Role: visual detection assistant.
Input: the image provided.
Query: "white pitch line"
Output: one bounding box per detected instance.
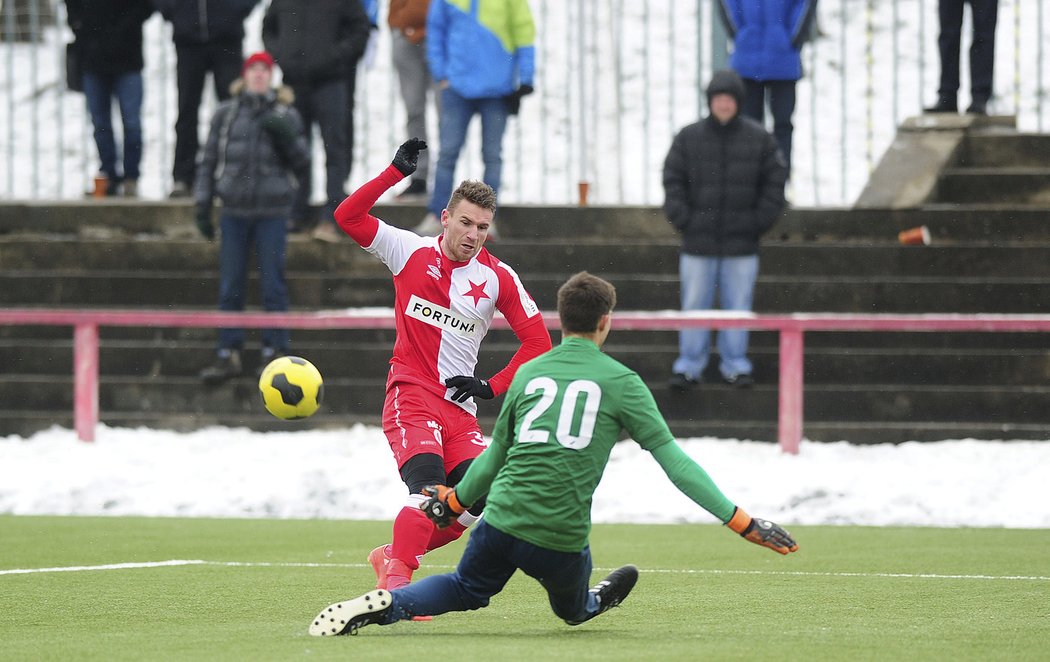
[0,560,206,575]
[2,560,1047,582]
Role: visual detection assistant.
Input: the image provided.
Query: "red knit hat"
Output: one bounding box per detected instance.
[242,51,275,75]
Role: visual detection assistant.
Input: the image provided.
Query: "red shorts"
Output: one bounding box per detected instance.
[381,381,488,473]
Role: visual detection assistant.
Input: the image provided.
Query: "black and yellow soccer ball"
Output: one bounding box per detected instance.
[258,356,324,420]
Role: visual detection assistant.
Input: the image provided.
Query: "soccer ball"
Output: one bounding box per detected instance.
[258,356,324,420]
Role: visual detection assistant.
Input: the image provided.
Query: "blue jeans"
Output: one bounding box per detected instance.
[81,71,143,183]
[382,519,601,624]
[428,88,508,216]
[673,253,759,381]
[217,214,289,351]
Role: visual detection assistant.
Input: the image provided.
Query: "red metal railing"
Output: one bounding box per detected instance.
[4,308,1050,452]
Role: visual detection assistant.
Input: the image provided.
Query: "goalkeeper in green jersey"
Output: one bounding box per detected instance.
[309,271,798,637]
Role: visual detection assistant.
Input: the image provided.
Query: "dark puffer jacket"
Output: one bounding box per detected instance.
[663,70,787,257]
[65,0,154,75]
[194,84,311,218]
[152,0,259,47]
[262,0,370,86]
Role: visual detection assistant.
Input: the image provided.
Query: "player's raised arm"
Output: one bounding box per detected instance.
[333,138,427,246]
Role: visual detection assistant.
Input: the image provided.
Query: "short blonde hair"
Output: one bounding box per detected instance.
[447,180,497,214]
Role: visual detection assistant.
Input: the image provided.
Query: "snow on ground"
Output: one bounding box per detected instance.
[2,424,1048,528]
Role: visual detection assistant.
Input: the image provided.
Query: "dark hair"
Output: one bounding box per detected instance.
[557,272,617,333]
[447,180,497,214]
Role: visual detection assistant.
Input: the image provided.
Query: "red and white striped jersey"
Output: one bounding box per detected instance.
[334,166,551,415]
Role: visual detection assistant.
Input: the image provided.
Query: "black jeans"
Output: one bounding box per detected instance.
[740,78,796,174]
[937,0,998,102]
[173,38,243,186]
[290,78,350,226]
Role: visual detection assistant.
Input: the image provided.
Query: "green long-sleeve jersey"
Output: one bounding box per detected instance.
[455,336,737,552]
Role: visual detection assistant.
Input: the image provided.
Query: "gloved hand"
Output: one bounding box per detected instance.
[444,375,494,403]
[419,484,465,528]
[727,507,799,555]
[261,111,297,150]
[195,206,215,240]
[504,84,534,115]
[391,138,428,176]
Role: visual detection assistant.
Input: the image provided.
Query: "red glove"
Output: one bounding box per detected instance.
[727,507,799,555]
[419,484,466,528]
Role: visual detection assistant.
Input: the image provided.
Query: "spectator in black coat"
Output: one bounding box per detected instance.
[925,0,999,115]
[153,0,261,197]
[262,0,371,241]
[663,69,787,391]
[65,0,154,197]
[194,52,311,385]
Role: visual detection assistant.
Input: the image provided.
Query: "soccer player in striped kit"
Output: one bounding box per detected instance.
[332,138,552,590]
[309,271,797,635]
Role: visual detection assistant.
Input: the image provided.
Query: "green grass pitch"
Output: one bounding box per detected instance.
[1,516,1048,661]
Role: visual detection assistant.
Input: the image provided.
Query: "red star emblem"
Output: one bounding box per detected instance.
[463,280,490,306]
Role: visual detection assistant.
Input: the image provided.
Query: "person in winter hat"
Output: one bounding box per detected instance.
[663,69,788,392]
[194,52,311,385]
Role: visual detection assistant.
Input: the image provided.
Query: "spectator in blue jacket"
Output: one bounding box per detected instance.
[718,0,816,177]
[153,0,260,198]
[414,0,535,237]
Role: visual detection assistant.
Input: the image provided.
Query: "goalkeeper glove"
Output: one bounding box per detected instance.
[727,507,799,555]
[444,375,494,403]
[419,484,465,528]
[391,138,428,177]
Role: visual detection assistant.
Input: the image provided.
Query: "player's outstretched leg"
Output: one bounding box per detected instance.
[565,565,639,626]
[308,589,392,637]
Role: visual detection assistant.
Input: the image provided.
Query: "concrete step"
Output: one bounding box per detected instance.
[5,237,1050,278]
[4,407,1044,444]
[3,377,1046,443]
[4,338,1047,386]
[7,202,1050,244]
[2,271,1048,312]
[959,134,1050,168]
[935,169,1050,205]
[3,324,1048,350]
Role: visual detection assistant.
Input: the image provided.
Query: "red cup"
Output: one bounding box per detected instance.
[898,225,931,246]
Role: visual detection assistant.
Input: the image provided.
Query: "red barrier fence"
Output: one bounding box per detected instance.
[4,308,1050,452]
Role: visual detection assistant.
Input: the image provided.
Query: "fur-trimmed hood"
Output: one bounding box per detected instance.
[228,79,296,105]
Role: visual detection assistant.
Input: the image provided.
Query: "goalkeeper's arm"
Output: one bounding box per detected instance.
[650,442,799,555]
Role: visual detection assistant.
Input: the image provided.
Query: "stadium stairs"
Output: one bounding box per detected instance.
[1,117,1049,443]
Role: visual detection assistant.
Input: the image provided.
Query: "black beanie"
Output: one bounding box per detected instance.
[706,69,745,107]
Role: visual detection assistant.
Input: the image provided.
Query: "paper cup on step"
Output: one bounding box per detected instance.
[578,181,590,207]
[898,225,931,246]
[92,174,108,198]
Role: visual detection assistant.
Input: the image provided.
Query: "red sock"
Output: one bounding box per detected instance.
[390,506,434,571]
[426,520,467,553]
